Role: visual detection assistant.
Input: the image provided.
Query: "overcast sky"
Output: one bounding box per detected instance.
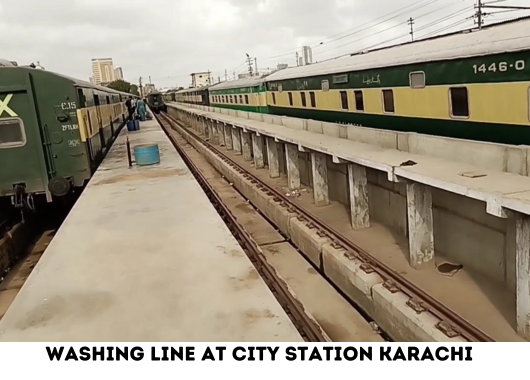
[0,0,528,89]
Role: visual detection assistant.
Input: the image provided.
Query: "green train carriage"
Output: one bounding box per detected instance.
[263,18,530,146]
[146,92,166,113]
[208,76,269,113]
[175,86,212,106]
[0,65,129,209]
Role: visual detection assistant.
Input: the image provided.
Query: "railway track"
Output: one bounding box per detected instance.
[159,110,494,343]
[155,112,330,342]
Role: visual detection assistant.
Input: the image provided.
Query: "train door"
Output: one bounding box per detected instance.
[94,94,105,149]
[0,78,50,201]
[106,95,114,135]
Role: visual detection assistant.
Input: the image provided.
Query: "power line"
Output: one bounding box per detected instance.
[316,3,471,60]
[417,16,472,38]
[266,0,442,59]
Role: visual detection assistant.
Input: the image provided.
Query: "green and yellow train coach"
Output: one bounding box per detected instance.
[208,76,268,113]
[263,18,530,146]
[0,64,130,209]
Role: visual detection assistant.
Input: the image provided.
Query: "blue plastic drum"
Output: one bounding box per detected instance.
[134,120,140,131]
[133,144,160,166]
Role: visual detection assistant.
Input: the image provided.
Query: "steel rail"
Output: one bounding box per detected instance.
[156,112,329,342]
[161,110,495,342]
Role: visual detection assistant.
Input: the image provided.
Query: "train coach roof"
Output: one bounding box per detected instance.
[176,86,212,94]
[48,70,130,96]
[265,17,530,82]
[209,76,268,91]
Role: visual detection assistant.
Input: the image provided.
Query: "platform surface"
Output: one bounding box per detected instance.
[0,119,302,342]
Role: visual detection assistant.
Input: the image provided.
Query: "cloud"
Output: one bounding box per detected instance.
[0,0,528,88]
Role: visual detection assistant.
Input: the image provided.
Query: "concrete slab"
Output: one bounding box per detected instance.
[0,119,302,342]
[262,242,382,342]
[288,218,329,268]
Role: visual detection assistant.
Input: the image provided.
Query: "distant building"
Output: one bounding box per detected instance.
[277,63,288,70]
[191,71,211,87]
[302,46,313,65]
[91,58,116,85]
[143,83,156,95]
[238,73,251,79]
[114,67,124,80]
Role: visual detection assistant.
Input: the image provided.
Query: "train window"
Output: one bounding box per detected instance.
[340,91,349,110]
[354,90,364,112]
[288,92,293,106]
[272,93,276,104]
[321,80,329,92]
[382,89,395,113]
[449,87,469,118]
[230,95,233,103]
[0,118,26,148]
[278,84,283,93]
[245,95,249,104]
[309,92,316,107]
[235,96,238,104]
[77,89,86,108]
[409,71,426,89]
[239,95,243,103]
[301,92,307,107]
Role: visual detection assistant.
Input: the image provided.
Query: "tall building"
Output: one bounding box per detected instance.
[191,71,211,87]
[302,46,313,65]
[114,67,124,80]
[91,58,115,85]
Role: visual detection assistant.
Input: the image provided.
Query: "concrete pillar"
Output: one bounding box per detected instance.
[242,131,252,161]
[212,122,219,145]
[285,143,300,190]
[232,127,242,154]
[266,137,280,178]
[252,133,265,169]
[516,214,530,339]
[225,125,233,150]
[348,163,370,229]
[311,152,329,206]
[218,122,226,146]
[406,182,434,269]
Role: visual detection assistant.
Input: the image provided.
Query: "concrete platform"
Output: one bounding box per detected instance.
[0,118,303,342]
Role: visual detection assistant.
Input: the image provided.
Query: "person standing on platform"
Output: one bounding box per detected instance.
[125,96,135,121]
[136,98,147,121]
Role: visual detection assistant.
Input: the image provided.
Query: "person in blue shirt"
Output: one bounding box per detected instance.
[136,98,147,121]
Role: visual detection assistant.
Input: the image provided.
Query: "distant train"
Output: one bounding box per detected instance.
[146,92,166,113]
[0,63,133,210]
[167,17,530,146]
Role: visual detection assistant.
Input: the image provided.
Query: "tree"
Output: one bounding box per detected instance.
[107,79,131,93]
[130,84,139,96]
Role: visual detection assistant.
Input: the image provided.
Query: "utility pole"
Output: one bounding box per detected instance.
[246,53,253,76]
[295,52,299,67]
[408,17,415,41]
[233,71,236,80]
[218,75,221,83]
[478,0,530,28]
[149,76,151,84]
[224,69,228,81]
[139,77,143,97]
[475,0,484,29]
[254,57,258,76]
